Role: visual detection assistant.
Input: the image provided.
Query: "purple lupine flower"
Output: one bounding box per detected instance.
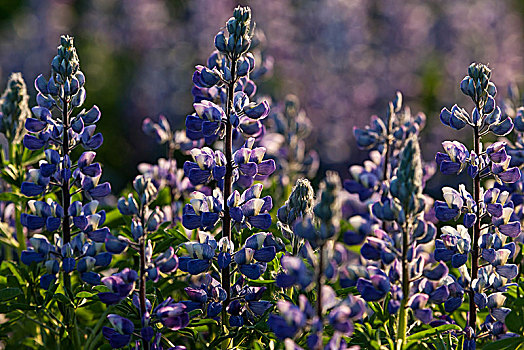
[434,225,471,268]
[228,184,272,230]
[178,238,217,275]
[20,200,63,232]
[154,297,190,330]
[102,314,134,349]
[233,137,275,188]
[69,200,109,242]
[434,187,464,222]
[267,297,310,340]
[435,141,469,175]
[142,115,172,145]
[356,267,391,302]
[275,255,313,290]
[182,190,222,231]
[183,147,225,186]
[260,95,319,187]
[98,268,138,305]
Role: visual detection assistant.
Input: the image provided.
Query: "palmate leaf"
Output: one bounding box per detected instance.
[481,337,524,350]
[0,164,21,186]
[0,287,22,301]
[406,324,461,347]
[166,227,190,244]
[21,147,45,167]
[0,192,25,202]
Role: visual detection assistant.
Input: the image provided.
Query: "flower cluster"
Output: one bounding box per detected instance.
[4,4,524,350]
[0,72,30,144]
[100,174,183,348]
[260,95,319,188]
[19,36,113,290]
[433,63,523,344]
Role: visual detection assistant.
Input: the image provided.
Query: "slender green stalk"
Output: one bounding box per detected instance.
[221,55,238,321]
[469,122,481,330]
[138,205,150,350]
[85,305,114,350]
[316,243,325,350]
[15,204,25,256]
[397,222,410,350]
[61,97,71,245]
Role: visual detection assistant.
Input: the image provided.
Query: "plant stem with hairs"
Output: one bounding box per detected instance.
[221,55,238,326]
[316,243,325,350]
[61,97,72,294]
[469,117,481,331]
[397,222,410,350]
[138,204,150,350]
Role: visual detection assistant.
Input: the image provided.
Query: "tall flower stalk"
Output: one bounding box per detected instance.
[390,137,426,348]
[0,72,31,257]
[102,174,183,349]
[17,35,112,346]
[344,93,440,349]
[183,5,272,329]
[435,63,521,348]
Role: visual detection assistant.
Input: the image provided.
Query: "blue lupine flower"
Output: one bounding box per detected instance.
[182,190,222,231]
[20,169,50,197]
[142,115,173,145]
[356,267,391,302]
[228,184,272,230]
[435,141,469,175]
[69,200,109,242]
[439,105,468,130]
[154,297,190,330]
[343,215,379,246]
[327,295,365,335]
[186,100,225,142]
[183,147,225,186]
[178,238,217,275]
[344,158,381,202]
[98,268,138,305]
[234,246,268,279]
[233,137,276,188]
[442,275,465,313]
[492,207,521,238]
[434,187,464,222]
[102,314,134,349]
[192,65,220,89]
[483,187,511,218]
[267,297,310,340]
[434,225,471,268]
[21,200,63,232]
[243,232,282,262]
[259,95,319,186]
[275,255,313,289]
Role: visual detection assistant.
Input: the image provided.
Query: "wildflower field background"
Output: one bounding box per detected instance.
[1,1,524,349]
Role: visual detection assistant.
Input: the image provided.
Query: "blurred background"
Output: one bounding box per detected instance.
[0,0,523,192]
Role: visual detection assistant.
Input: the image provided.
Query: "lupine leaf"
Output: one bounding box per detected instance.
[407,324,461,343]
[481,337,524,350]
[75,291,95,299]
[0,287,22,301]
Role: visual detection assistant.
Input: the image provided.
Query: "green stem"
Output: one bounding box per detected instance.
[397,222,410,350]
[72,315,81,348]
[61,97,71,244]
[316,244,325,350]
[469,122,481,332]
[25,314,59,336]
[85,305,114,350]
[15,204,25,256]
[138,205,150,350]
[221,54,238,325]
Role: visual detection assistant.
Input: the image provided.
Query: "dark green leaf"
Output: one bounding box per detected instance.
[0,287,21,301]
